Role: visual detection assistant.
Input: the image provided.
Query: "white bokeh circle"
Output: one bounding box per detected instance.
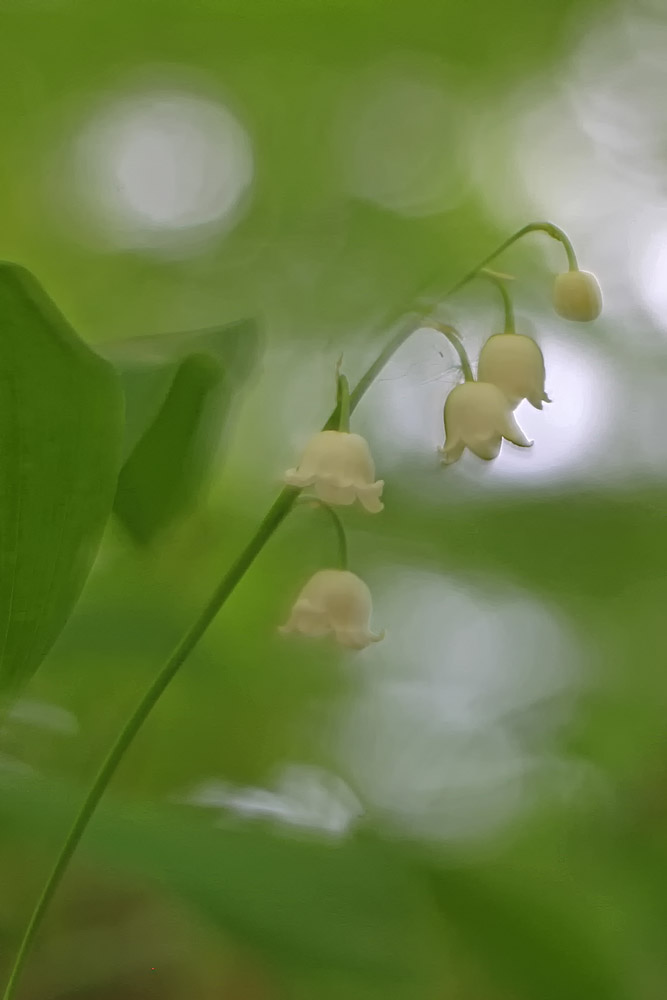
[71,88,254,247]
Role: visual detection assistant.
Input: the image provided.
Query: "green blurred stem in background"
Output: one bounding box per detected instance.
[1,219,575,1000]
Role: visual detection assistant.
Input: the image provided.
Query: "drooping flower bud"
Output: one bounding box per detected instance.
[440,381,532,464]
[279,569,384,650]
[553,269,602,322]
[284,430,384,513]
[477,333,550,410]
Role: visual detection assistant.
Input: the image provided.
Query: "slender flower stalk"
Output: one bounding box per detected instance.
[540,222,578,270]
[337,372,351,433]
[297,497,348,570]
[430,323,474,382]
[480,268,515,333]
[1,219,583,1000]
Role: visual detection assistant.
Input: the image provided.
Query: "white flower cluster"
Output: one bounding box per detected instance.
[278,265,601,651]
[441,268,602,465]
[440,334,544,464]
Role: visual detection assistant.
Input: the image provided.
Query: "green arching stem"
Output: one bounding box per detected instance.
[297,497,348,569]
[541,222,578,271]
[337,373,351,433]
[480,269,515,333]
[431,323,475,382]
[1,218,577,1000]
[318,503,348,570]
[497,220,578,271]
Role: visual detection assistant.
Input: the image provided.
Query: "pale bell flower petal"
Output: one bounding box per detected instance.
[440,381,532,465]
[528,390,552,410]
[279,569,383,651]
[284,469,316,489]
[355,482,384,514]
[477,333,550,410]
[467,434,502,461]
[278,600,330,638]
[335,626,385,650]
[553,270,602,322]
[312,479,358,507]
[283,430,384,513]
[501,412,533,449]
[440,437,465,466]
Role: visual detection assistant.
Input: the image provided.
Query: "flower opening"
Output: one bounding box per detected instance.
[440,381,532,465]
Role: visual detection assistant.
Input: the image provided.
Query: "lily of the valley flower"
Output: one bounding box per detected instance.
[284,430,384,513]
[553,269,602,321]
[279,569,384,650]
[477,333,551,410]
[440,381,532,464]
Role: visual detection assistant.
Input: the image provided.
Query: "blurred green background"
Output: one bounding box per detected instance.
[3,0,667,997]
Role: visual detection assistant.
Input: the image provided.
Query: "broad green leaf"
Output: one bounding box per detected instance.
[103,320,260,544]
[0,774,436,991]
[0,264,123,698]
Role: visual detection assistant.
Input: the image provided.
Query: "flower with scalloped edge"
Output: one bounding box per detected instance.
[279,569,384,650]
[477,333,550,410]
[284,430,384,513]
[440,381,532,464]
[553,269,602,322]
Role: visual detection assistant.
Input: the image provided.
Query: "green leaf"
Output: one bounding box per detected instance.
[103,320,261,544]
[0,264,123,698]
[0,774,435,990]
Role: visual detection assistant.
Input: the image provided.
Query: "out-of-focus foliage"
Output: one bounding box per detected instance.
[3,0,667,998]
[106,319,261,543]
[0,265,122,698]
[0,774,436,988]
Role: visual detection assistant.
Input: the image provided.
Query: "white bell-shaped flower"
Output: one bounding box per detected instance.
[553,269,602,321]
[279,569,384,650]
[440,381,532,464]
[284,430,384,513]
[477,333,551,410]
